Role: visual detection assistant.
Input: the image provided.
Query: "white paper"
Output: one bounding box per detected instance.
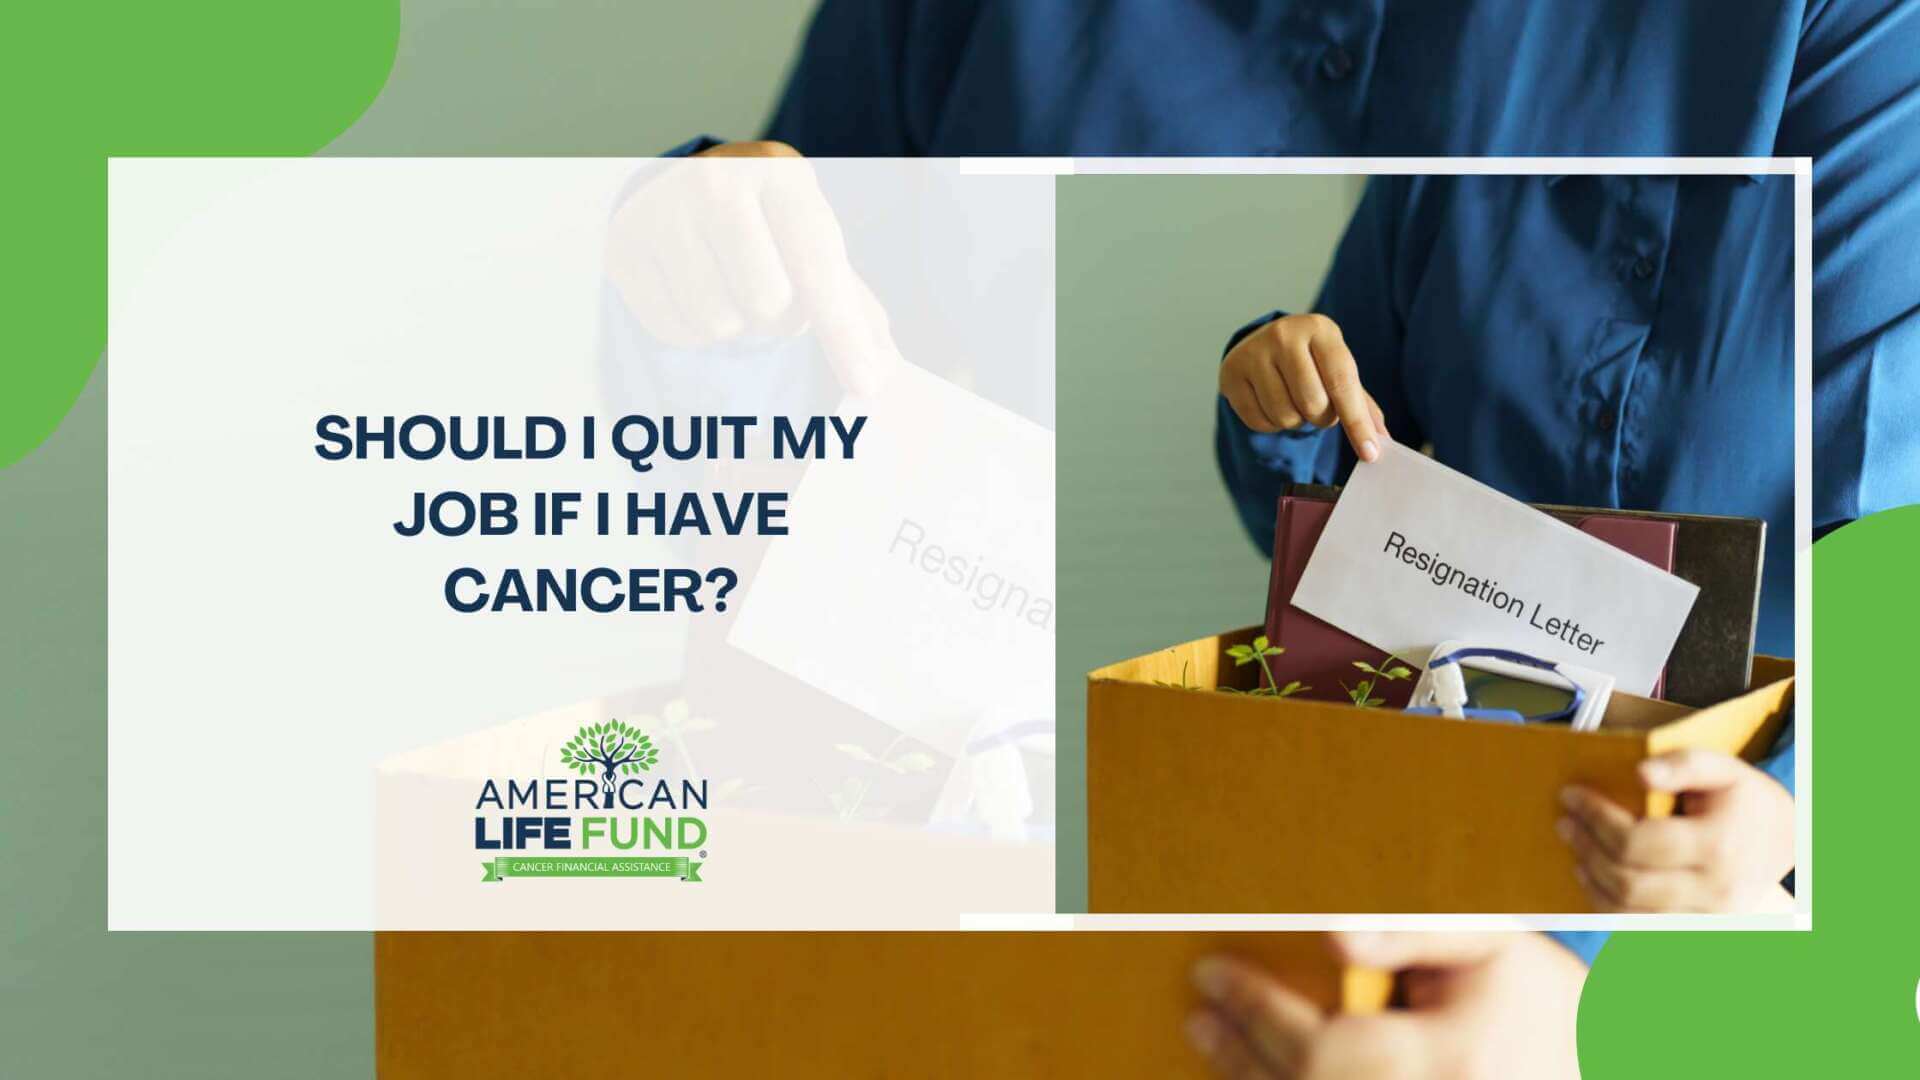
[725,363,1055,757]
[1289,442,1698,696]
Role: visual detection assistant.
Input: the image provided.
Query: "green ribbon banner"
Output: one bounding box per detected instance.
[481,856,703,883]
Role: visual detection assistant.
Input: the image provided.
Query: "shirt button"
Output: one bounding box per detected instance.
[1597,410,1617,433]
[1632,256,1656,280]
[1321,46,1355,80]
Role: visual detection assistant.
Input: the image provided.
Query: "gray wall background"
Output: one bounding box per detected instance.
[329,0,817,155]
[1054,175,1362,910]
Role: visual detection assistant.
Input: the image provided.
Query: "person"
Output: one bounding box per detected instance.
[1186,932,1584,1080]
[658,0,1917,534]
[1215,173,1800,920]
[617,1,1918,1074]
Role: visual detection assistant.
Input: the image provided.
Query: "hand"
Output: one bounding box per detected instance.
[1219,313,1388,462]
[605,139,899,394]
[1559,749,1795,913]
[1186,932,1583,1078]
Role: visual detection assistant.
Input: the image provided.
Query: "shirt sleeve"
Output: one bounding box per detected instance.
[1763,716,1796,794]
[1784,0,1920,527]
[663,2,923,155]
[663,135,725,157]
[1214,177,1422,555]
[1548,930,1605,968]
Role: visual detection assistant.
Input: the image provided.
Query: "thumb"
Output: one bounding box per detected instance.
[1312,1013,1443,1077]
[1330,931,1508,971]
[1639,748,1747,793]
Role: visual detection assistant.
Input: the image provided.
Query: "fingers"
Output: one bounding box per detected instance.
[1365,391,1388,442]
[608,163,761,346]
[1572,852,1702,913]
[1223,375,1282,432]
[692,139,803,159]
[1559,784,1727,911]
[1559,785,1709,869]
[1186,1010,1278,1079]
[1186,948,1461,1079]
[1244,351,1306,431]
[1270,316,1381,460]
[1191,955,1323,1073]
[1188,1006,1437,1080]
[700,171,797,328]
[846,272,904,391]
[607,242,705,348]
[1309,1015,1435,1080]
[1556,786,1638,861]
[763,167,897,396]
[1640,749,1748,794]
[653,212,746,342]
[1304,322,1383,463]
[608,150,895,395]
[1221,315,1383,462]
[1272,321,1335,425]
[1330,931,1505,970]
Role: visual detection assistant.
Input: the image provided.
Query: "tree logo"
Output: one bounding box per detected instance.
[560,720,661,794]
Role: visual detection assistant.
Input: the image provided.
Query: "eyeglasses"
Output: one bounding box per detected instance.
[1405,644,1607,729]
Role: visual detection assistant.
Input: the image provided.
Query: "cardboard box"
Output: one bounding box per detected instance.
[1087,626,1792,913]
[375,931,1389,1077]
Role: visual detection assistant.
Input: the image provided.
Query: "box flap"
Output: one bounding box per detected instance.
[1646,658,1793,762]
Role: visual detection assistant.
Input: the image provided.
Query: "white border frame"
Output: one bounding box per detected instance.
[1016,156,1813,934]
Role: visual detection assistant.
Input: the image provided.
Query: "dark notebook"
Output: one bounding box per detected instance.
[1275,486,1762,708]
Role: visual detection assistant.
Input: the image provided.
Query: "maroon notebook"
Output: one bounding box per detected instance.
[1263,495,1676,706]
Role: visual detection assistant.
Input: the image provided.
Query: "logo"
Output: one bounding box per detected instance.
[473,713,709,885]
[560,720,661,792]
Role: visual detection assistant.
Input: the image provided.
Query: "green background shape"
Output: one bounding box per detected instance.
[2,2,397,471]
[1579,509,1920,1070]
[11,0,1919,1073]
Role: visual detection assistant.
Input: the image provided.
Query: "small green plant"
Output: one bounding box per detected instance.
[829,735,937,821]
[1143,641,1409,708]
[1340,655,1413,708]
[1151,660,1200,691]
[1223,636,1309,698]
[653,697,716,777]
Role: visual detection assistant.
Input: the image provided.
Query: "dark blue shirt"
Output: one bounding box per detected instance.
[726,0,1920,530]
[684,0,1920,955]
[1217,174,1797,660]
